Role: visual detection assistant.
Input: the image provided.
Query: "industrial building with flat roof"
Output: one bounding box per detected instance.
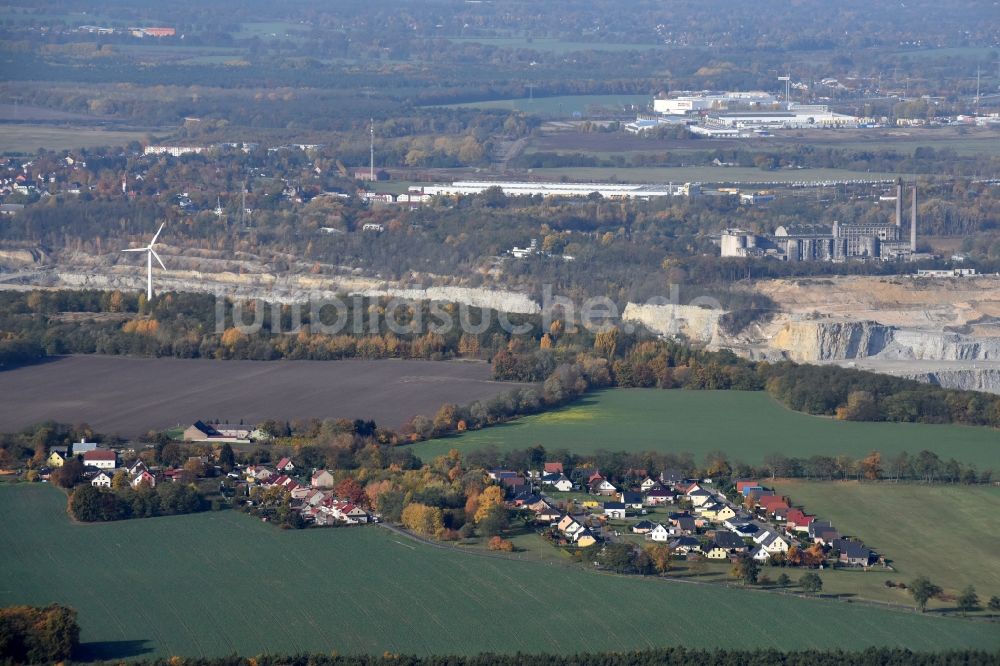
[652,91,777,115]
[421,180,698,199]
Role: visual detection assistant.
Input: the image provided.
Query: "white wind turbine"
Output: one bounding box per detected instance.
[122,223,166,300]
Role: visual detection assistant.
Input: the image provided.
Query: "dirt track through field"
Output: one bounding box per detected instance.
[0,356,526,436]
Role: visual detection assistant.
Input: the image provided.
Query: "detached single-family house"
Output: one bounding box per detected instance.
[834,539,873,567]
[699,502,736,522]
[592,479,618,496]
[574,529,598,548]
[552,475,573,492]
[687,488,713,507]
[757,495,790,515]
[131,470,156,488]
[540,473,573,491]
[543,462,564,475]
[619,491,643,510]
[639,477,658,492]
[751,546,771,562]
[311,469,335,488]
[557,515,586,539]
[603,502,627,519]
[785,509,815,532]
[501,476,526,490]
[83,449,117,470]
[660,469,685,485]
[631,520,657,534]
[91,471,113,488]
[644,485,675,505]
[761,532,791,554]
[668,536,702,556]
[711,531,748,552]
[127,460,148,476]
[529,500,561,523]
[647,523,672,543]
[47,447,70,468]
[276,457,295,472]
[340,504,369,524]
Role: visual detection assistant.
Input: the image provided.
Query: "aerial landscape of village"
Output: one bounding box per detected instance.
[1,0,999,664]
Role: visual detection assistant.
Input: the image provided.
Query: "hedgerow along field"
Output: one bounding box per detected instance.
[2,485,997,660]
[409,389,1000,468]
[770,480,1000,601]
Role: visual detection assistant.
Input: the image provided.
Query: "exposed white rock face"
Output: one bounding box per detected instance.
[905,369,1000,393]
[622,303,723,345]
[768,320,1000,363]
[353,286,540,314]
[48,270,541,313]
[770,320,895,361]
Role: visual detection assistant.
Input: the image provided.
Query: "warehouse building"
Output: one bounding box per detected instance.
[421,180,697,199]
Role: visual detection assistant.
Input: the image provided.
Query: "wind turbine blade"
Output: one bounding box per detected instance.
[150,222,165,246]
[150,249,166,270]
[122,247,146,252]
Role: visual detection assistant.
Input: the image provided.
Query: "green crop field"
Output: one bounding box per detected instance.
[771,480,1000,599]
[409,390,1000,468]
[1,484,997,660]
[439,94,652,115]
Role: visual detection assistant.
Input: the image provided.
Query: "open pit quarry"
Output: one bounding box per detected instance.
[4,245,1000,393]
[624,275,1000,394]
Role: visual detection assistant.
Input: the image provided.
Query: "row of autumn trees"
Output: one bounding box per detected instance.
[80,650,1000,666]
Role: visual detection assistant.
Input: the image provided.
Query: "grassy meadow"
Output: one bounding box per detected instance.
[771,480,1000,600]
[409,390,1000,468]
[440,94,651,115]
[1,484,997,660]
[443,37,665,54]
[0,125,160,154]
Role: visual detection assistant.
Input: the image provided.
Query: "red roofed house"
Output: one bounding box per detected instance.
[785,509,815,532]
[758,495,790,517]
[735,480,759,493]
[131,470,157,488]
[83,449,117,470]
[276,457,295,472]
[543,462,564,474]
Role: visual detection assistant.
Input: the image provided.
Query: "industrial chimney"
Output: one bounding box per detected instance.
[910,184,917,252]
[895,182,902,227]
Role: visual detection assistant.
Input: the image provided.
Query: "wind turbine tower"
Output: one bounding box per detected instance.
[369,118,375,182]
[976,66,981,117]
[122,223,166,300]
[778,73,791,108]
